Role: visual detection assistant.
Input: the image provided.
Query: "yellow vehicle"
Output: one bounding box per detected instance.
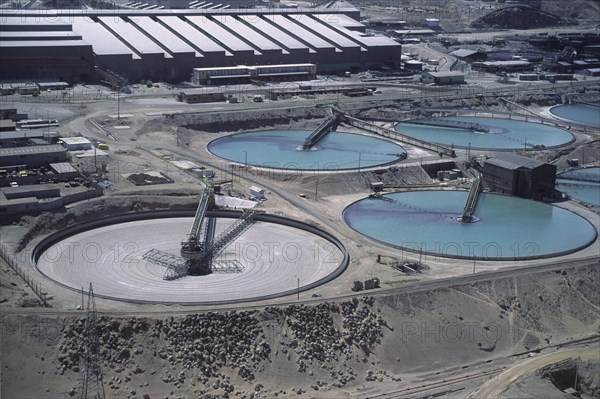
[97,143,109,150]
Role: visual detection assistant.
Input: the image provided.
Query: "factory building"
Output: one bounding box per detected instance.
[0,19,94,83]
[473,60,532,72]
[1,4,401,83]
[192,64,316,85]
[421,71,465,85]
[0,145,67,169]
[177,90,226,103]
[483,153,556,201]
[449,49,487,62]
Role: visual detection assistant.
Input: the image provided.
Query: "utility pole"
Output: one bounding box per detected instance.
[315,169,319,200]
[116,85,120,120]
[467,142,471,165]
[80,283,106,399]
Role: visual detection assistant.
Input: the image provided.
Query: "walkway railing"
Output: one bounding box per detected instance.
[404,118,490,132]
[344,115,456,157]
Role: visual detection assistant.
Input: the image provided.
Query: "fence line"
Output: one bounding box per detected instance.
[0,243,47,307]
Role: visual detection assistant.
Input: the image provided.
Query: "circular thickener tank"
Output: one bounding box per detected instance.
[343,191,597,260]
[549,104,600,128]
[395,116,574,150]
[557,167,600,206]
[208,130,406,170]
[35,215,347,304]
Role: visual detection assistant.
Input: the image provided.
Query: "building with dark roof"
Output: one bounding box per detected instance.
[0,144,67,169]
[449,49,487,62]
[483,153,556,200]
[1,4,401,83]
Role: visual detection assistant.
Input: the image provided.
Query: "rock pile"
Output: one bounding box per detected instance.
[283,303,341,364]
[59,310,270,397]
[340,297,384,354]
[58,317,150,375]
[154,311,270,381]
[58,298,389,395]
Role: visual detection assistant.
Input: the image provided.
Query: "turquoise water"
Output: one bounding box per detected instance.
[343,191,597,260]
[557,167,600,205]
[396,116,574,150]
[559,167,600,182]
[208,130,405,170]
[550,104,600,128]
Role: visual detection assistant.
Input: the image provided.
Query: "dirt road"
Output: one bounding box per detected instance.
[466,346,600,398]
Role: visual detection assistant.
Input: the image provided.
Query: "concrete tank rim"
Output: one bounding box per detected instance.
[31,209,350,305]
[342,189,598,261]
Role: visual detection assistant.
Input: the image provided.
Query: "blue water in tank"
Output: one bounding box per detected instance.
[343,190,597,260]
[208,130,405,170]
[557,167,600,206]
[550,104,600,128]
[395,116,574,150]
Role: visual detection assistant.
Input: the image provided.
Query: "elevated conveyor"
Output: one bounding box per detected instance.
[405,118,490,133]
[144,191,257,279]
[343,115,456,157]
[462,176,482,223]
[202,210,257,263]
[370,194,453,217]
[303,114,341,149]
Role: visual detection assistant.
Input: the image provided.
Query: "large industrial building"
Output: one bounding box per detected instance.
[0,3,402,83]
[483,153,557,201]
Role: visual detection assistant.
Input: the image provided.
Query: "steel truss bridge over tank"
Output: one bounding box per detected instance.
[310,104,457,158]
[143,189,258,280]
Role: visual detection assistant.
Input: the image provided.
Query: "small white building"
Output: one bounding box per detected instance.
[59,137,92,151]
[424,18,440,28]
[249,185,265,200]
[421,71,465,85]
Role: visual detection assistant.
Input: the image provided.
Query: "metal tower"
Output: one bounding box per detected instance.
[80,282,106,399]
[143,189,257,279]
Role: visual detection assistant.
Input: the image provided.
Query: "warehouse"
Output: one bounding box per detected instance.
[1,5,401,83]
[449,49,487,62]
[177,90,226,104]
[483,153,557,201]
[192,64,317,85]
[0,145,67,169]
[0,21,94,83]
